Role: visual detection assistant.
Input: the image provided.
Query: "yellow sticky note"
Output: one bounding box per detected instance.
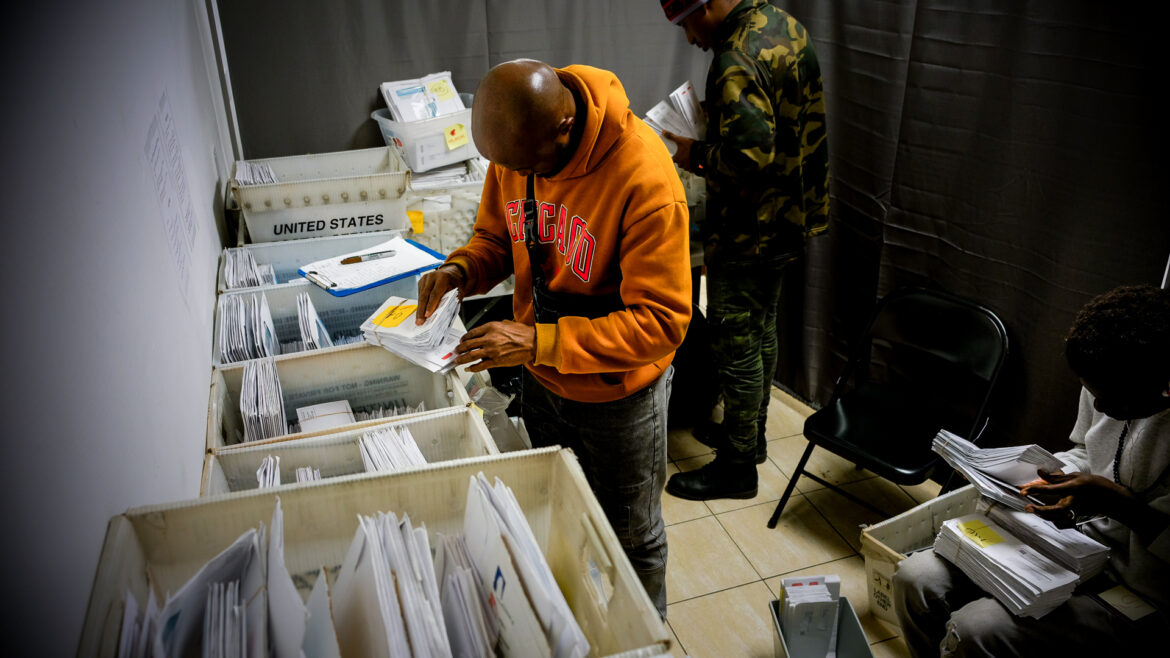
[407,209,424,234]
[427,79,455,101]
[956,520,1004,548]
[470,403,484,418]
[444,123,469,150]
[374,302,418,328]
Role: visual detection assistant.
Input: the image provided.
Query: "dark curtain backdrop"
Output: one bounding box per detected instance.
[219,0,1168,452]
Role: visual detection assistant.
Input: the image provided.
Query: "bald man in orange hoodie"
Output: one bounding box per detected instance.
[416,59,692,617]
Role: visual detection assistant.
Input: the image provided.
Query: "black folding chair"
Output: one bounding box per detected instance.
[767,287,1008,528]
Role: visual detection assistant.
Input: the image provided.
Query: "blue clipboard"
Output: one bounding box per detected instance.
[298,238,446,297]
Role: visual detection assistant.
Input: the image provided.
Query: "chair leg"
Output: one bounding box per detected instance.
[768,442,815,528]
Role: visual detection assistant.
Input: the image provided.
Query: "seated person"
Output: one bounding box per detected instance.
[894,284,1169,656]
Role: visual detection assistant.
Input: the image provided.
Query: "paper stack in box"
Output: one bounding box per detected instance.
[239,357,288,442]
[932,430,1066,511]
[975,498,1110,583]
[777,575,841,657]
[362,289,462,373]
[380,72,465,122]
[359,424,428,472]
[934,513,1079,618]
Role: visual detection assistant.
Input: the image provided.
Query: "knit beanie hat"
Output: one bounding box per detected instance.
[660,0,709,25]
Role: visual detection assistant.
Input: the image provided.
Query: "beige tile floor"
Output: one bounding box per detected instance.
[661,387,935,657]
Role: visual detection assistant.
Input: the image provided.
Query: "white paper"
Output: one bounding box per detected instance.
[299,236,443,294]
[296,400,355,434]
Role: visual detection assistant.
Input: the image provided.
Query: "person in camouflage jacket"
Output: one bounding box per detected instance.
[660,0,830,501]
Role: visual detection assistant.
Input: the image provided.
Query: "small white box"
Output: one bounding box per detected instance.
[212,278,417,366]
[79,448,672,657]
[201,406,498,495]
[206,343,469,452]
[230,146,410,242]
[218,229,407,292]
[372,108,479,173]
[859,485,979,626]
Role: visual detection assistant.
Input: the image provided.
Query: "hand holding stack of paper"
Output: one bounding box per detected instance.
[362,289,463,373]
[975,498,1109,582]
[643,81,706,154]
[932,429,1067,511]
[934,513,1079,618]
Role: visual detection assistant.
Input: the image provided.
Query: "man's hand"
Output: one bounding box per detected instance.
[662,130,696,172]
[416,264,465,325]
[453,320,536,372]
[1020,469,1136,528]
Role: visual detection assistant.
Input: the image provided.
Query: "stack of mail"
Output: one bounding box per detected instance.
[234,160,278,186]
[294,467,321,483]
[202,581,246,658]
[778,575,841,658]
[932,430,1067,511]
[976,499,1110,582]
[218,293,279,364]
[463,473,589,658]
[434,533,499,657]
[362,290,462,373]
[239,358,288,443]
[297,292,334,351]
[380,71,465,122]
[331,511,452,658]
[359,425,427,472]
[935,513,1079,618]
[644,81,707,153]
[256,455,281,489]
[223,248,276,290]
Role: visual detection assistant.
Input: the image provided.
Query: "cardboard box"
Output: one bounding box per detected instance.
[79,448,672,657]
[212,278,416,366]
[201,406,498,495]
[230,147,410,243]
[206,343,469,453]
[769,597,873,658]
[858,485,979,625]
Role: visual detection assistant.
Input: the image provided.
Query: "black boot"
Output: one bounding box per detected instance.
[665,450,758,501]
[695,421,768,465]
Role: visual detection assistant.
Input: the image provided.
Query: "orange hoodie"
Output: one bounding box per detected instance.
[447,65,692,403]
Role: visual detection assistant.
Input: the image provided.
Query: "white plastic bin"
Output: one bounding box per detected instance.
[212,278,416,366]
[372,108,479,173]
[79,448,672,657]
[218,229,406,292]
[404,157,487,255]
[206,343,469,452]
[770,597,873,658]
[230,146,410,242]
[859,485,979,625]
[201,406,497,495]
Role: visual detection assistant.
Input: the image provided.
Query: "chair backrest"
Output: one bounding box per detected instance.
[840,287,1009,440]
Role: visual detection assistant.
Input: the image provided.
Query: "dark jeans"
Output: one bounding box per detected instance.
[522,367,672,618]
[705,260,788,454]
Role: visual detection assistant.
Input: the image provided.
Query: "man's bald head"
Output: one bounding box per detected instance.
[472,59,577,175]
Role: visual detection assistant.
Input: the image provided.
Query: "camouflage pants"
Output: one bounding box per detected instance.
[706,260,789,455]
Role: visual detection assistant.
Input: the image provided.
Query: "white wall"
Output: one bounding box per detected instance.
[0,0,232,653]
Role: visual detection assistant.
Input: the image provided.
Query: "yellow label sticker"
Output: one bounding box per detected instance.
[427,79,455,101]
[407,209,424,234]
[374,302,418,328]
[470,402,484,418]
[444,123,469,150]
[956,520,1004,548]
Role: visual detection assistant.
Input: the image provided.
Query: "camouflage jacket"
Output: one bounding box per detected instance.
[691,0,829,266]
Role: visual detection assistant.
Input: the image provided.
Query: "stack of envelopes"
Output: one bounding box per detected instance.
[976,498,1109,582]
[297,292,334,351]
[932,430,1066,511]
[218,293,278,364]
[239,357,287,443]
[359,425,428,472]
[935,513,1079,618]
[362,289,462,373]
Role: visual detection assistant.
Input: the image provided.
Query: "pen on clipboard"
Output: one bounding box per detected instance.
[340,249,396,265]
